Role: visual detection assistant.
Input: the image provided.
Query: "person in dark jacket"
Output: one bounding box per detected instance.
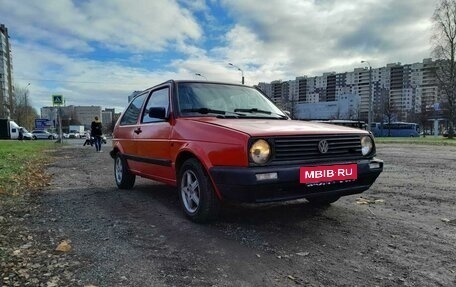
[91,116,103,152]
[18,128,24,141]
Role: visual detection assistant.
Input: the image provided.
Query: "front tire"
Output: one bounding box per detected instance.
[114,154,135,189]
[178,158,220,223]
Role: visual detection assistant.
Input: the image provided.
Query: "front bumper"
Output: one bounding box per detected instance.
[209,158,383,203]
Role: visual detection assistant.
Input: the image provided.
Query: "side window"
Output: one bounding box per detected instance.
[120,93,147,125]
[142,88,169,123]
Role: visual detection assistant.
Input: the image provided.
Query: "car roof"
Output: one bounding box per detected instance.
[137,80,253,96]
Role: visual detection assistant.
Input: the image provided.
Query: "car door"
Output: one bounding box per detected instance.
[34,131,44,139]
[115,93,148,173]
[135,86,174,183]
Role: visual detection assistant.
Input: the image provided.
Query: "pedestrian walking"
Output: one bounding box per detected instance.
[18,128,24,142]
[91,116,103,152]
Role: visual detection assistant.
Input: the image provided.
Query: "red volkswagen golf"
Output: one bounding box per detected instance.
[111,80,383,222]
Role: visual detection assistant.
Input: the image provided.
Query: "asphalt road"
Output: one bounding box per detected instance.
[22,141,456,286]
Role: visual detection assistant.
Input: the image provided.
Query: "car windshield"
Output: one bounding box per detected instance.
[177,83,287,119]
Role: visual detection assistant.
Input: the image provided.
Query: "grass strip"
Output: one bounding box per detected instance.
[0,140,57,195]
[375,136,456,146]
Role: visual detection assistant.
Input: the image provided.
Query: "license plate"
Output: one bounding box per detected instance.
[300,164,357,184]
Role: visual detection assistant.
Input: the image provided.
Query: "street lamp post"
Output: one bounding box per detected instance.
[361,60,372,131]
[24,83,30,129]
[228,63,244,84]
[195,73,207,80]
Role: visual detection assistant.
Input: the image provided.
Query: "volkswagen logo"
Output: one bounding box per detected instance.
[318,140,329,154]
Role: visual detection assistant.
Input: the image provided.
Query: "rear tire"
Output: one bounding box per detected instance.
[307,195,340,206]
[114,153,135,189]
[178,158,220,223]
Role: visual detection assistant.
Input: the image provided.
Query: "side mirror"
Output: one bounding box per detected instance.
[148,107,167,119]
[283,110,292,119]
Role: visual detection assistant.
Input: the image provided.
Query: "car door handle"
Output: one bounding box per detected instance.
[134,128,142,134]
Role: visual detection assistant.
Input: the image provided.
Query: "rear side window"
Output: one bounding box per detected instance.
[120,93,147,125]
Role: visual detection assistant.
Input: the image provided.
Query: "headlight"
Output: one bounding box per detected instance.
[361,136,373,156]
[249,139,271,164]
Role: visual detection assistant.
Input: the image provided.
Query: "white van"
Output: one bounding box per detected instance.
[0,120,33,140]
[8,120,20,139]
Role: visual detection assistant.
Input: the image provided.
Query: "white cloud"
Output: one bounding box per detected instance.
[219,0,437,76]
[1,0,202,52]
[12,42,168,112]
[1,0,441,115]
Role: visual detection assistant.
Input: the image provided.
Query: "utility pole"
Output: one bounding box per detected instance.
[361,61,372,131]
[228,63,244,84]
[24,83,30,129]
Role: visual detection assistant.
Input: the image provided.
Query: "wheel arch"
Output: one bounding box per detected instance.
[110,146,121,159]
[110,141,126,159]
[175,150,222,200]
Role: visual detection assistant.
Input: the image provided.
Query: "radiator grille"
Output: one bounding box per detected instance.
[271,134,363,164]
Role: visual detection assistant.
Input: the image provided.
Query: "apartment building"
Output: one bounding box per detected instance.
[0,24,14,118]
[41,105,102,130]
[257,58,441,122]
[74,106,102,127]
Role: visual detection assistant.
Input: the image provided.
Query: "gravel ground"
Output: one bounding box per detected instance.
[1,141,455,286]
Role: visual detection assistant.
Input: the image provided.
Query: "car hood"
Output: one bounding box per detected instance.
[185,117,368,136]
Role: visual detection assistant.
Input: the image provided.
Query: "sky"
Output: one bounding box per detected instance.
[0,0,439,113]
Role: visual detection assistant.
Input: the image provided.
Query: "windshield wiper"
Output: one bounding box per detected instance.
[182,107,226,114]
[234,108,288,119]
[234,108,271,114]
[181,108,241,118]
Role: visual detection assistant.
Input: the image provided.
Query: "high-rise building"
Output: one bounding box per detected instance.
[40,105,101,130]
[257,58,441,122]
[74,106,102,128]
[0,24,14,118]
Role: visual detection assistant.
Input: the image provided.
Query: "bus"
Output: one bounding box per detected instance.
[312,120,367,130]
[370,122,420,137]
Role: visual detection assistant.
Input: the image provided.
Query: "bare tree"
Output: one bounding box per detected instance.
[383,97,398,137]
[347,106,357,120]
[11,85,38,130]
[418,102,432,137]
[432,0,456,138]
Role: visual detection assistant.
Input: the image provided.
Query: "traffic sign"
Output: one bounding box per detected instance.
[35,119,52,129]
[52,94,64,106]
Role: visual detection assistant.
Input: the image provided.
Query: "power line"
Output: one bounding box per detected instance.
[14,77,142,86]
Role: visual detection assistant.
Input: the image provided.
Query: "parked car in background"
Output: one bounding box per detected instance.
[442,129,452,137]
[31,130,57,140]
[20,127,34,140]
[68,130,81,138]
[111,80,384,222]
